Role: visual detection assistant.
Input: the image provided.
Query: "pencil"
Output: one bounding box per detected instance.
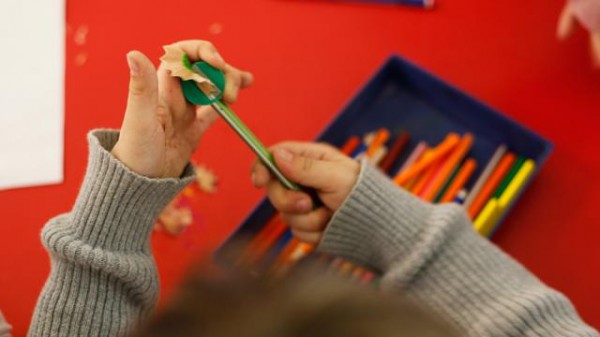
[462,145,507,208]
[413,154,446,196]
[396,142,428,176]
[366,128,391,158]
[379,131,410,173]
[432,164,460,203]
[498,159,536,210]
[421,134,474,201]
[493,157,525,198]
[467,153,516,219]
[393,133,460,186]
[474,198,502,237]
[454,189,468,204]
[371,146,388,166]
[340,136,361,156]
[438,158,477,203]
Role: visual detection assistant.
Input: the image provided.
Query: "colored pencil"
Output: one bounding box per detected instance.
[438,158,477,203]
[467,153,516,219]
[432,164,460,203]
[350,267,366,281]
[371,146,388,166]
[474,198,502,237]
[360,272,376,286]
[493,157,525,198]
[498,160,536,210]
[379,131,410,173]
[422,134,474,201]
[463,145,507,208]
[413,153,446,196]
[270,238,300,271]
[393,133,460,186]
[340,136,361,156]
[454,189,468,204]
[366,128,391,158]
[396,142,428,176]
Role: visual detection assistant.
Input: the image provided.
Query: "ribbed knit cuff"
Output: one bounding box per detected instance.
[318,160,444,272]
[68,129,195,252]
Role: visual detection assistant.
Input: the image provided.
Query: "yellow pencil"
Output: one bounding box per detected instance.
[475,159,536,236]
[498,160,536,210]
[474,198,502,237]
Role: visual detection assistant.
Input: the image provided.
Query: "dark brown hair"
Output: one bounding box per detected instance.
[133,261,457,337]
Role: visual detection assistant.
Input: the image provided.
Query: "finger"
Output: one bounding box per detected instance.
[157,61,191,121]
[290,228,322,244]
[266,179,313,214]
[251,159,272,188]
[269,141,343,161]
[222,64,243,104]
[272,147,350,190]
[281,208,331,233]
[169,40,226,71]
[591,34,600,68]
[557,3,576,40]
[240,70,254,89]
[194,105,219,131]
[124,51,158,121]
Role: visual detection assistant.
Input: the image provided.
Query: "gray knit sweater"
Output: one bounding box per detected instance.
[28,130,598,336]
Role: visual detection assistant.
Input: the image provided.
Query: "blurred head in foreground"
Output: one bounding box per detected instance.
[133,257,457,337]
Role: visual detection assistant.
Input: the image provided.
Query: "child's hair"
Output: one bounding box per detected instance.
[133,259,457,337]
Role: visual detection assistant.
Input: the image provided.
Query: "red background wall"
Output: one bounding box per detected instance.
[0,0,599,335]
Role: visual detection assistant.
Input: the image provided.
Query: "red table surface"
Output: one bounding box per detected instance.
[1,0,599,335]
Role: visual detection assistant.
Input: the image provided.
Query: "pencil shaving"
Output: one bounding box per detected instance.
[160,44,213,85]
[194,164,218,193]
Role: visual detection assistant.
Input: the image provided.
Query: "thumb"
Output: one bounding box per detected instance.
[125,51,158,117]
[273,148,339,190]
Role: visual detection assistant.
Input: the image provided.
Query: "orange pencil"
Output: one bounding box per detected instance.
[245,217,289,265]
[393,133,460,186]
[421,134,474,201]
[439,158,477,203]
[239,214,283,265]
[271,238,300,271]
[467,153,516,219]
[366,128,390,158]
[412,155,445,196]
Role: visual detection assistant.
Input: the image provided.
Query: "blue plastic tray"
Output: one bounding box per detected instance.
[215,55,553,266]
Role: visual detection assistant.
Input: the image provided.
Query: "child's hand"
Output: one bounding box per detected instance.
[251,142,360,243]
[557,2,600,67]
[111,40,253,178]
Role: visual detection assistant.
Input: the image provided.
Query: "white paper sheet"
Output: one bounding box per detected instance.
[0,0,65,190]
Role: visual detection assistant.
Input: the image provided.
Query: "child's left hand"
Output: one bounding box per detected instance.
[111,40,253,178]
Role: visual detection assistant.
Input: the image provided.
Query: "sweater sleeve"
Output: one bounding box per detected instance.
[318,161,599,337]
[29,130,195,337]
[0,311,11,337]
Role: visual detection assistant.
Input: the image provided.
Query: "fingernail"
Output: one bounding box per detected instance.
[251,171,257,186]
[127,53,139,76]
[297,199,311,212]
[275,149,293,163]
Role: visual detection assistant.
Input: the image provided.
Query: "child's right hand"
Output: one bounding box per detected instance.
[251,142,360,243]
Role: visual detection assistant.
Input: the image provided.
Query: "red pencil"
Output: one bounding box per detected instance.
[467,153,516,219]
[379,131,410,173]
